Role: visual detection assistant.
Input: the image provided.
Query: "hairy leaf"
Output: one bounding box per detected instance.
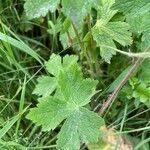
[58,65,98,106]
[26,96,72,131]
[126,12,150,50]
[97,0,117,23]
[113,0,150,17]
[27,54,104,149]
[45,53,79,77]
[57,108,104,150]
[24,0,60,19]
[33,76,57,97]
[33,54,79,97]
[92,20,132,63]
[92,0,132,63]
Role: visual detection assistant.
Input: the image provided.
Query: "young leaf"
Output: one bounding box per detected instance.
[24,0,60,19]
[27,54,104,149]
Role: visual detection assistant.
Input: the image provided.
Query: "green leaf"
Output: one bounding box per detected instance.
[33,54,79,97]
[58,64,98,106]
[26,96,72,131]
[97,0,117,23]
[92,20,132,63]
[113,0,150,50]
[24,0,60,19]
[27,54,104,149]
[62,0,100,24]
[130,78,150,107]
[113,0,150,17]
[92,0,132,63]
[57,108,104,150]
[33,76,57,97]
[45,53,78,77]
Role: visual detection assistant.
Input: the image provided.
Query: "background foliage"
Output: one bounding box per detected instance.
[0,0,150,149]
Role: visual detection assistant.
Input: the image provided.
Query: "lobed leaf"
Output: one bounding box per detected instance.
[113,0,150,17]
[33,54,79,98]
[57,108,104,150]
[27,54,104,149]
[45,53,79,77]
[26,96,72,131]
[58,64,98,106]
[92,21,132,63]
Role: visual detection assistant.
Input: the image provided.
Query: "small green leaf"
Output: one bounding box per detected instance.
[24,0,60,19]
[33,76,57,97]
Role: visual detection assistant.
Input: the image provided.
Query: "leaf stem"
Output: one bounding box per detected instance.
[99,48,150,115]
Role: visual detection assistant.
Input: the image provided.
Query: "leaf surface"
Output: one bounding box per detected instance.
[27,54,104,149]
[33,76,57,97]
[26,96,72,131]
[92,20,132,63]
[57,108,104,150]
[62,0,100,24]
[24,0,60,19]
[113,0,150,17]
[33,54,79,97]
[92,0,132,63]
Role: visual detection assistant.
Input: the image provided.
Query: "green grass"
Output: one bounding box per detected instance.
[0,0,150,149]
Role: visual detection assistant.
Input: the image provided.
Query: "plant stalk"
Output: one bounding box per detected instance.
[99,48,150,115]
